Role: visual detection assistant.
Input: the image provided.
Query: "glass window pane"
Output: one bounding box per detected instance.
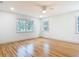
[17,18,33,32]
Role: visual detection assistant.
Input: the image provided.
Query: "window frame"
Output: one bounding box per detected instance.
[16,17,33,33]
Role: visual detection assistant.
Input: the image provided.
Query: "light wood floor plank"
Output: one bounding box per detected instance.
[0,38,79,57]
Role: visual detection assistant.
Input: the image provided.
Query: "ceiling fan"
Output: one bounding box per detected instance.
[40,5,54,17]
[38,5,54,18]
[39,5,54,13]
[28,2,54,13]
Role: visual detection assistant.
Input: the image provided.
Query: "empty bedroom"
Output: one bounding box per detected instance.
[0,1,79,57]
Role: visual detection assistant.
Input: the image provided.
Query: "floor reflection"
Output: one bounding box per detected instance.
[16,42,49,57]
[16,43,34,57]
[43,42,49,56]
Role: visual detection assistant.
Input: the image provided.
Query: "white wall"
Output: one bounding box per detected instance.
[1,10,79,44]
[41,11,79,43]
[0,11,40,44]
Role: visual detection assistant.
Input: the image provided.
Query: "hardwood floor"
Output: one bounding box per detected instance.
[0,37,79,57]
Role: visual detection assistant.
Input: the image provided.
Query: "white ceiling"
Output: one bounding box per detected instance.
[0,1,79,18]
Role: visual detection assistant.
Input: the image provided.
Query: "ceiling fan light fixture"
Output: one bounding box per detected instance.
[42,6,47,13]
[10,7,14,11]
[40,15,43,18]
[42,10,46,13]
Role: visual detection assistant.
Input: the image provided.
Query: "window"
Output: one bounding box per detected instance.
[26,20,33,32]
[77,17,79,33]
[16,18,33,32]
[43,21,49,32]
